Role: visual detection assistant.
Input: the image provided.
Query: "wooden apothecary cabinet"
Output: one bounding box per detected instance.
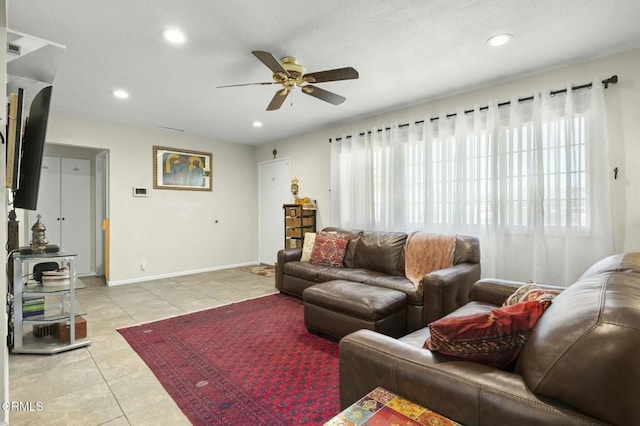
[283,204,316,249]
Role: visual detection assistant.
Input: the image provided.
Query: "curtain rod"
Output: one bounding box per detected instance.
[330,75,618,143]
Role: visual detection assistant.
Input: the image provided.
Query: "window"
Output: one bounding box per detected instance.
[401,116,588,232]
[331,85,612,283]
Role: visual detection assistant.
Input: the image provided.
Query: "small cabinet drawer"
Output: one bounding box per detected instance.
[285,238,300,249]
[285,217,302,227]
[285,217,314,228]
[285,226,315,239]
[285,206,302,218]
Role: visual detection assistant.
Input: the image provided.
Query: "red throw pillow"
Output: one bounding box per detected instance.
[309,232,349,267]
[424,300,547,369]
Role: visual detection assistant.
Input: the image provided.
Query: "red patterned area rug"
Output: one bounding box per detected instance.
[118,294,339,425]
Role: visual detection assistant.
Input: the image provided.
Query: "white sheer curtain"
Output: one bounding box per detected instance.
[331,82,613,284]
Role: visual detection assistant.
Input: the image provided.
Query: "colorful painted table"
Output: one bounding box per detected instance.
[325,387,461,425]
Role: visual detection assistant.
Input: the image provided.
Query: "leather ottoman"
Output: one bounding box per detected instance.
[303,280,407,339]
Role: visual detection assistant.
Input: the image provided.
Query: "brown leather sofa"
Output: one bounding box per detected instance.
[339,252,640,425]
[276,228,481,331]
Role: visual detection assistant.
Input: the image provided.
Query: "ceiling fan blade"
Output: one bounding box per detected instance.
[303,67,359,83]
[266,88,290,111]
[301,85,346,105]
[252,50,290,77]
[216,82,277,88]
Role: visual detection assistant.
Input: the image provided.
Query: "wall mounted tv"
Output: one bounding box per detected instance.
[12,85,53,211]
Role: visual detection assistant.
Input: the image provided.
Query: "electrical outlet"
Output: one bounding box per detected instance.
[140,258,146,271]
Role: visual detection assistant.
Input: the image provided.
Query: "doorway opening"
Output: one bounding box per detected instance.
[23,144,109,279]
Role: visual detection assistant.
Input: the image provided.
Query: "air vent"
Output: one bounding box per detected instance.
[7,42,21,55]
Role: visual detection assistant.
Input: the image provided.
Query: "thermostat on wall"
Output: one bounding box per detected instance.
[133,187,148,197]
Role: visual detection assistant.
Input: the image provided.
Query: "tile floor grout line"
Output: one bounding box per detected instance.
[86,346,131,425]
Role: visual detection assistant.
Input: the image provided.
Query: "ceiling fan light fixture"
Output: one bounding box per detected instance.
[487,33,513,47]
[252,121,263,128]
[162,27,186,44]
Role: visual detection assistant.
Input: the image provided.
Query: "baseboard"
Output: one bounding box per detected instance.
[105,261,259,287]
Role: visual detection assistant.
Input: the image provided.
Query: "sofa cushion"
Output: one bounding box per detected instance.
[502,282,559,307]
[453,234,481,265]
[353,231,407,276]
[316,267,380,283]
[284,261,328,282]
[398,301,495,348]
[424,300,548,369]
[363,275,423,305]
[518,253,640,425]
[300,232,316,262]
[321,227,363,268]
[310,232,349,267]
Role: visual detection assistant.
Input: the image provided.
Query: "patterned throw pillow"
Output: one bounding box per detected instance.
[300,232,316,262]
[502,282,559,308]
[424,300,548,370]
[309,232,349,267]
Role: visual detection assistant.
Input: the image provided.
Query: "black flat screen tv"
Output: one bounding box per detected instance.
[13,86,53,211]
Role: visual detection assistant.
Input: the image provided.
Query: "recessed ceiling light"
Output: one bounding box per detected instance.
[112,89,129,99]
[487,33,513,47]
[252,121,263,128]
[162,28,186,44]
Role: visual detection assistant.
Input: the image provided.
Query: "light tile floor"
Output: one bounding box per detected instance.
[8,267,277,425]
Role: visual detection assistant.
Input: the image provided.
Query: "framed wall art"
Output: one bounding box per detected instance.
[153,146,213,191]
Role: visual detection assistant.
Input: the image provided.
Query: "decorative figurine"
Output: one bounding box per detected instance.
[30,214,48,254]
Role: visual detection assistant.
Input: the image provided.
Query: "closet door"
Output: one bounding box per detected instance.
[60,158,91,275]
[29,156,62,245]
[27,156,92,275]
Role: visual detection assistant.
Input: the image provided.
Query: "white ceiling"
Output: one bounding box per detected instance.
[7,0,640,146]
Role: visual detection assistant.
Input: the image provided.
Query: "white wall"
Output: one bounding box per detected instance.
[0,2,9,423]
[46,115,258,284]
[256,48,640,256]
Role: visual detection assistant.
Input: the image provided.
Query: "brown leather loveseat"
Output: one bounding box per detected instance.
[276,227,480,332]
[339,252,640,425]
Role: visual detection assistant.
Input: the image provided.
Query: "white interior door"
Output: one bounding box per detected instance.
[61,158,91,274]
[27,156,92,275]
[258,158,291,265]
[28,156,61,245]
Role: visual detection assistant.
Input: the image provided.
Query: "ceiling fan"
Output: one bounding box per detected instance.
[217,50,359,111]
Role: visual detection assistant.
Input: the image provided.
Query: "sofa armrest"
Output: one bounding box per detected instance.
[471,278,566,306]
[339,329,602,426]
[421,263,480,324]
[275,248,302,290]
